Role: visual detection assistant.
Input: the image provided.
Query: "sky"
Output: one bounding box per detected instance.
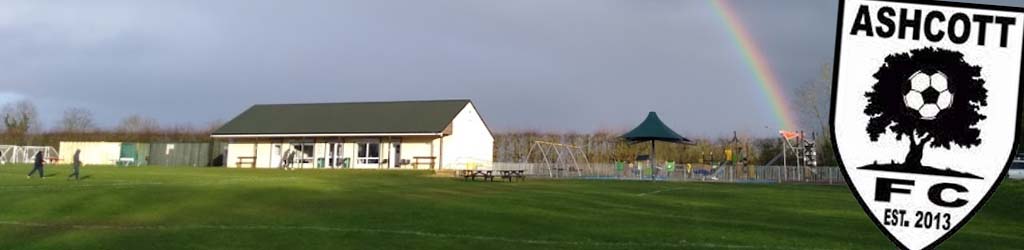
[0,0,1021,137]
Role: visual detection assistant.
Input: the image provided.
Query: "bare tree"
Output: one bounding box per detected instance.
[2,100,39,145]
[794,64,836,165]
[57,107,97,133]
[203,119,225,134]
[116,114,160,134]
[795,65,832,136]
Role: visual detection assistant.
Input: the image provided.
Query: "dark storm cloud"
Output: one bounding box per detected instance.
[0,0,1020,136]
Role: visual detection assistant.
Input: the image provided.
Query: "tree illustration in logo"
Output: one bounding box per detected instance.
[862,47,987,178]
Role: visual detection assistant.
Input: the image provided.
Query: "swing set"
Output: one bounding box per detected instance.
[521,141,593,178]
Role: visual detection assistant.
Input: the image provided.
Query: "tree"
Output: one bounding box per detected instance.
[116,114,160,134]
[796,64,837,166]
[864,47,986,170]
[753,137,782,165]
[203,119,225,134]
[57,108,97,133]
[2,100,39,145]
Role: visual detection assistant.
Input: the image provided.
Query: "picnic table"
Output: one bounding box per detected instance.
[413,156,436,170]
[459,169,526,182]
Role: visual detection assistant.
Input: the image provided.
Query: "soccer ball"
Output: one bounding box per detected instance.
[904,71,953,120]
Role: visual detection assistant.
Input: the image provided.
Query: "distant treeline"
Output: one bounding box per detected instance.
[7,131,215,148]
[1,100,220,147]
[494,131,836,166]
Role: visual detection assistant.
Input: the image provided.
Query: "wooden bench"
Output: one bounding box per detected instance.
[237,156,256,168]
[117,158,135,167]
[413,156,436,170]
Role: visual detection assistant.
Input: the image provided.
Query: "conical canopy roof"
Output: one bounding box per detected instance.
[621,112,691,144]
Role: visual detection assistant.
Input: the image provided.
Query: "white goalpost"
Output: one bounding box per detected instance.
[0,145,15,165]
[20,146,59,163]
[0,145,59,165]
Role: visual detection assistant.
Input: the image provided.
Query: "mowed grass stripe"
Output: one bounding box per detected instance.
[0,220,839,250]
[0,165,1020,250]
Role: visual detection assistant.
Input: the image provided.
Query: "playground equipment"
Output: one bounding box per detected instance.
[0,145,59,165]
[708,131,756,180]
[779,130,818,168]
[522,141,592,178]
[775,130,819,181]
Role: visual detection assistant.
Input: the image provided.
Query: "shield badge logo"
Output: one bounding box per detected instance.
[831,0,1024,249]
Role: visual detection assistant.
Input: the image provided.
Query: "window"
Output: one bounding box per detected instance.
[357,142,380,164]
[293,143,314,163]
[278,141,314,168]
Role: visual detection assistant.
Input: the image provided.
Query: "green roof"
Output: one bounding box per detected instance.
[213,100,471,135]
[621,112,691,143]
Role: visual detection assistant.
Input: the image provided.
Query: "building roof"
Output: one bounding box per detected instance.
[212,100,471,136]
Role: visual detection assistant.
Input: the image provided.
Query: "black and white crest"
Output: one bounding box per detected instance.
[831,0,1024,249]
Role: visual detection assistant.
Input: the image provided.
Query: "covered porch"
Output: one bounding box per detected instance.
[221,134,444,170]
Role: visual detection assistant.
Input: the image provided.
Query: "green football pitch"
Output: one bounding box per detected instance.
[0,165,1020,250]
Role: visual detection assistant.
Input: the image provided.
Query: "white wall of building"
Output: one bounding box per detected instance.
[59,141,121,165]
[440,103,494,170]
[226,142,256,168]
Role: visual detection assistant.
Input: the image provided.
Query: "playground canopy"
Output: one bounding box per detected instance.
[621,112,691,179]
[621,112,691,144]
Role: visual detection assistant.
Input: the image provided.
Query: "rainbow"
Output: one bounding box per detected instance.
[710,0,799,131]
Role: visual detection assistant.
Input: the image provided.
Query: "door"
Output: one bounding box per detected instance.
[120,143,138,166]
[270,144,282,168]
[390,142,402,168]
[328,142,344,168]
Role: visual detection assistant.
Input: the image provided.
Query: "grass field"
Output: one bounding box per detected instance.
[0,165,1020,250]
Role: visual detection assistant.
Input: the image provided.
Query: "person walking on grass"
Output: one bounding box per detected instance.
[27,151,45,179]
[284,150,296,171]
[67,149,81,181]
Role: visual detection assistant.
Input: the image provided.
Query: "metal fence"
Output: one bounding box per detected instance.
[148,142,227,167]
[488,162,846,185]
